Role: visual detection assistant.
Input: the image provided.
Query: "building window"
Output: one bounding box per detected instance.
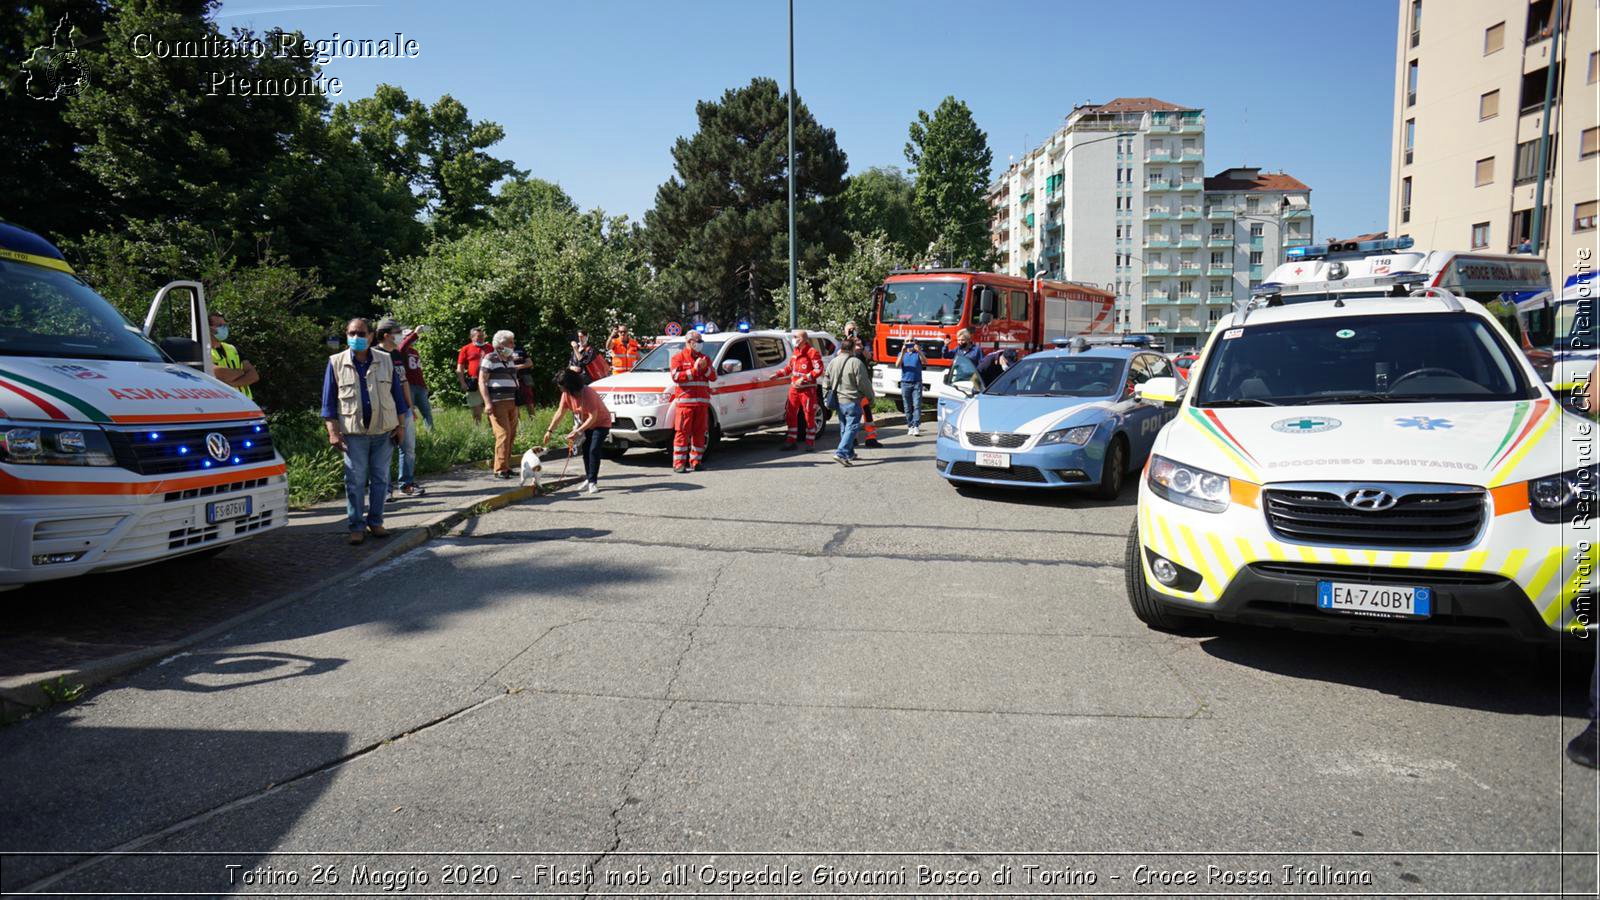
[1526,0,1557,44]
[1582,127,1599,160]
[1407,60,1418,106]
[1514,135,1558,183]
[1210,223,1225,236]
[1409,0,1422,46]
[1474,157,1495,186]
[1178,280,1193,295]
[1249,250,1263,265]
[1401,176,1412,223]
[1577,201,1597,233]
[1250,223,1263,238]
[1210,251,1224,265]
[1590,51,1598,84]
[1521,64,1561,114]
[1485,21,1505,54]
[1404,118,1415,164]
[1246,196,1260,213]
[1510,207,1550,249]
[1471,222,1490,249]
[1479,90,1499,120]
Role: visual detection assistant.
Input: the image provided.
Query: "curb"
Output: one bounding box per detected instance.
[0,467,586,723]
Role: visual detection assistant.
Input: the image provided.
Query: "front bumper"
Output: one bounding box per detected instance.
[1134,480,1591,638]
[0,473,288,586]
[604,408,676,448]
[934,436,1104,488]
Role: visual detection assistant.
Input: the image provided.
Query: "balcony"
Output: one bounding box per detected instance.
[1144,149,1172,163]
[1249,264,1263,279]
[1143,235,1172,249]
[1019,236,1034,248]
[1175,318,1205,331]
[1177,148,1205,161]
[1177,262,1202,274]
[1175,208,1202,222]
[1143,265,1173,277]
[1206,265,1232,277]
[1146,121,1173,134]
[1208,235,1233,248]
[1176,238,1203,249]
[1283,207,1312,219]
[1144,208,1173,221]
[1176,292,1202,303]
[1283,236,1311,248]
[1178,177,1205,192]
[1250,236,1264,249]
[1206,294,1234,304]
[1146,181,1177,193]
[1206,206,1233,220]
[1145,291,1172,304]
[1177,115,1205,133]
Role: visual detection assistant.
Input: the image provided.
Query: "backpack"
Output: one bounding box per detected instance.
[584,350,610,383]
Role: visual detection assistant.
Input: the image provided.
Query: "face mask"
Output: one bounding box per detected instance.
[213,325,229,341]
[347,336,369,352]
[498,347,513,359]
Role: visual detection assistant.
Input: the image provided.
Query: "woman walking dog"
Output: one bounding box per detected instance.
[542,368,613,495]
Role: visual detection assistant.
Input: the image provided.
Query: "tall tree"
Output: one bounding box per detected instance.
[492,175,578,227]
[645,77,849,328]
[841,166,924,257]
[904,96,994,269]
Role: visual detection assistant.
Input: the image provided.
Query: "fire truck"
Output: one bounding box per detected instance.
[869,268,1116,400]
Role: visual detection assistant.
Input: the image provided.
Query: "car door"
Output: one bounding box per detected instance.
[1126,354,1171,457]
[712,337,761,429]
[749,335,790,423]
[142,281,212,374]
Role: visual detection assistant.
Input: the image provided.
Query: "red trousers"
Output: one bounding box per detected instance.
[673,401,709,468]
[784,388,819,444]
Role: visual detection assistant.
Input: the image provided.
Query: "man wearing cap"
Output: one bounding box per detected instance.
[376,317,426,498]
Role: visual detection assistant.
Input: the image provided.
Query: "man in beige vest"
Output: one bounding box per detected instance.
[321,318,410,545]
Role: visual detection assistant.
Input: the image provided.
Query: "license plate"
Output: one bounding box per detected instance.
[1317,580,1432,618]
[975,451,1010,469]
[206,496,252,524]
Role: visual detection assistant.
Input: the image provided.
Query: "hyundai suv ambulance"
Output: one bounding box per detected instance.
[591,329,838,456]
[1126,239,1592,640]
[0,223,286,588]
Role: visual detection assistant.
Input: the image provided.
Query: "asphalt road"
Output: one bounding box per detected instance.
[2,422,1596,896]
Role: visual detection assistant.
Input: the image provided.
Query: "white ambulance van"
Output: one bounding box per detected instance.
[591,328,838,456]
[1125,238,1592,640]
[0,222,286,588]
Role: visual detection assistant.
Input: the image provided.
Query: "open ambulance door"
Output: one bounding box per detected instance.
[142,280,213,376]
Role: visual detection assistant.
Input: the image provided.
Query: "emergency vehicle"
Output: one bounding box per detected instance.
[0,222,286,587]
[1125,247,1592,640]
[590,329,839,457]
[1522,271,1596,404]
[868,268,1116,403]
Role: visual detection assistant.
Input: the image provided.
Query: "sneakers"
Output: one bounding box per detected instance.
[347,530,365,545]
[583,481,600,495]
[673,464,687,474]
[401,482,426,497]
[833,454,853,466]
[803,442,815,452]
[781,441,797,451]
[367,525,390,538]
[907,425,921,436]
[1569,722,1599,768]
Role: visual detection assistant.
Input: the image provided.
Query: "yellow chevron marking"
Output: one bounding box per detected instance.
[1265,541,1288,561]
[1392,552,1412,568]
[1526,547,1565,601]
[1422,552,1449,570]
[1331,548,1355,566]
[1498,548,1529,581]
[1488,410,1557,487]
[1362,550,1378,565]
[1180,524,1219,598]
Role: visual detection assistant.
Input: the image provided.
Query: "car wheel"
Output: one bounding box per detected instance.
[1093,436,1128,500]
[1124,521,1203,632]
[602,442,628,461]
[707,416,723,453]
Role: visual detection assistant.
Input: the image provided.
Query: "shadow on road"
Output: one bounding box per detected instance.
[952,479,1138,509]
[132,651,345,694]
[1197,625,1594,716]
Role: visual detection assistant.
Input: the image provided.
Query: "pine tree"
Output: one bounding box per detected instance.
[904,96,994,270]
[645,78,849,328]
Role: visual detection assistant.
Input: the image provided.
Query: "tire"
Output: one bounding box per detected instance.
[1124,520,1203,632]
[1093,436,1128,500]
[602,443,628,462]
[706,416,723,453]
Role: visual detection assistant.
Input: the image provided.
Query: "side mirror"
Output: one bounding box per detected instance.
[1135,376,1183,406]
[720,359,743,374]
[975,286,998,322]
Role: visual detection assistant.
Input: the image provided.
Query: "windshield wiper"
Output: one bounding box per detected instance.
[1284,393,1393,405]
[1201,398,1279,407]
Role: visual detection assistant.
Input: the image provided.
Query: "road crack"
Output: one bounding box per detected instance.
[583,560,726,898]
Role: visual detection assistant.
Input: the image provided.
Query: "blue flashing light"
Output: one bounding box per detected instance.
[201,459,212,468]
[252,425,263,433]
[148,432,161,441]
[177,445,190,455]
[243,440,254,448]
[1287,236,1416,262]
[231,456,241,465]
[737,319,751,333]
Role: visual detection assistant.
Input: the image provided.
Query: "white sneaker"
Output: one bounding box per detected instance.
[584,481,600,495]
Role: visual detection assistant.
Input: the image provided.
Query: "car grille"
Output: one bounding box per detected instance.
[1250,562,1507,587]
[1262,485,1486,549]
[949,461,1047,483]
[965,431,1029,449]
[106,422,276,476]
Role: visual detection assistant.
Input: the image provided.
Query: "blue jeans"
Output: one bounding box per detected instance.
[343,433,392,531]
[582,427,609,483]
[901,382,923,428]
[835,400,862,459]
[396,410,418,487]
[410,385,434,430]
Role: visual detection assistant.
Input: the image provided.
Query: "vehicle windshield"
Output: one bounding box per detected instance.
[1194,312,1537,407]
[633,340,725,372]
[0,261,165,362]
[984,357,1126,398]
[1555,299,1595,351]
[881,280,964,326]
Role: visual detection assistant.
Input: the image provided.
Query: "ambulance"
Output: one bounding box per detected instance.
[0,222,286,588]
[1125,238,1592,640]
[590,328,839,456]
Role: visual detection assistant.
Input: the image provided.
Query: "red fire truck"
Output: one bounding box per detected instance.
[869,268,1116,396]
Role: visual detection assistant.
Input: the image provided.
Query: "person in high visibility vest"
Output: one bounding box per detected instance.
[608,324,641,373]
[776,329,823,450]
[207,312,258,400]
[666,331,716,473]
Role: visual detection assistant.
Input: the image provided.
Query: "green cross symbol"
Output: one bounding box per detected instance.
[1287,419,1322,430]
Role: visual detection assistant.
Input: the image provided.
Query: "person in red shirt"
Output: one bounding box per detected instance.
[456,327,489,424]
[667,331,716,473]
[776,329,823,451]
[396,325,433,430]
[543,368,616,495]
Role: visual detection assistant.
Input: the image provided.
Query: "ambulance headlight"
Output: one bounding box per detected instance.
[1528,466,1594,524]
[0,422,116,466]
[1148,454,1230,513]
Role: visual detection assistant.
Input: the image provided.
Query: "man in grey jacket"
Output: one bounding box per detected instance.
[822,337,874,466]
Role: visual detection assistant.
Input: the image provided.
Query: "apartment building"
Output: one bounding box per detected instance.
[988,98,1314,349]
[1388,0,1597,266]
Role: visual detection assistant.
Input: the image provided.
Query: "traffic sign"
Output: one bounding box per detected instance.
[664,321,682,336]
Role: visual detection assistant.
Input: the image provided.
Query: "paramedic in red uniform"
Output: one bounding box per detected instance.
[777,329,823,451]
[668,331,716,473]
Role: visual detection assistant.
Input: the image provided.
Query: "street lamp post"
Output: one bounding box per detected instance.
[786,0,798,330]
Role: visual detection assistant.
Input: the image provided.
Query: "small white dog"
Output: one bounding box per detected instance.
[518,447,544,488]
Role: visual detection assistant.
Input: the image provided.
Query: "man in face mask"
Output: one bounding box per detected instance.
[667,331,716,473]
[322,318,409,545]
[457,327,490,424]
[952,328,983,370]
[479,330,523,478]
[208,312,258,399]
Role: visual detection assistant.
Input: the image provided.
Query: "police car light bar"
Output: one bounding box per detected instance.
[1285,235,1415,262]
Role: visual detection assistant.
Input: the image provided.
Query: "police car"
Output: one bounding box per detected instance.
[1126,239,1592,640]
[591,328,838,457]
[933,341,1177,498]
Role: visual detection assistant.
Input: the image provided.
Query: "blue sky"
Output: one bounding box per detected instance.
[214,0,1399,240]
